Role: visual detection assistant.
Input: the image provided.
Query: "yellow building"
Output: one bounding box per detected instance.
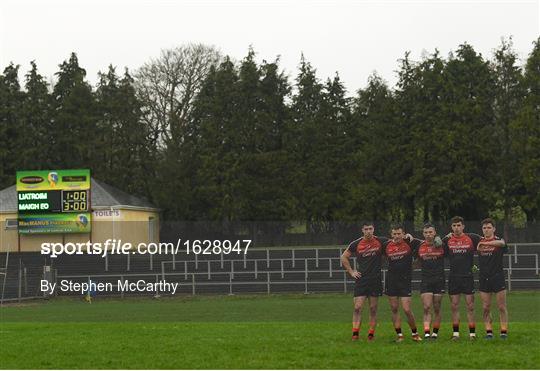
[0,179,159,253]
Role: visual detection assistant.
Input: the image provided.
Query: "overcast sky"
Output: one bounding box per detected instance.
[1,0,538,93]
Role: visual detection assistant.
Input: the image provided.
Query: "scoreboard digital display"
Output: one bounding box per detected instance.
[17,190,89,213]
[16,169,91,234]
[62,190,88,212]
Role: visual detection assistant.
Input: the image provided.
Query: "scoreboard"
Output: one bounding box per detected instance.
[18,190,89,212]
[16,170,91,234]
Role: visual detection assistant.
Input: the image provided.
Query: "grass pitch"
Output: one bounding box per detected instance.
[0,292,539,369]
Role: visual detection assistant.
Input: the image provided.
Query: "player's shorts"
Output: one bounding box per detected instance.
[479,272,506,293]
[385,273,412,297]
[420,276,445,294]
[354,275,383,297]
[448,275,474,295]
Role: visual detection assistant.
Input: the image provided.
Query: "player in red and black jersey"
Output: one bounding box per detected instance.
[442,216,505,340]
[383,224,422,342]
[413,223,446,340]
[341,222,389,341]
[477,218,509,339]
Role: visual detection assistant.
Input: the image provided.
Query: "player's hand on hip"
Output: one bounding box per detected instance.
[350,270,361,279]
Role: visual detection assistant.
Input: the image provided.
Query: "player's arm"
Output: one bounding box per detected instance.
[377,236,390,244]
[409,237,423,250]
[478,237,506,250]
[441,235,450,256]
[340,249,361,279]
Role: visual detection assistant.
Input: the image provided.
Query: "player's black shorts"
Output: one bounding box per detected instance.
[448,275,474,295]
[385,273,412,297]
[479,272,506,293]
[420,275,445,294]
[354,275,383,297]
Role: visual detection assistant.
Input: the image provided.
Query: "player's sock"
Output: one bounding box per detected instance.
[500,329,507,336]
[469,323,476,337]
[368,328,375,339]
[411,327,418,336]
[486,329,493,338]
[452,323,459,337]
[395,327,402,336]
[432,324,440,335]
[352,327,360,336]
[424,327,430,338]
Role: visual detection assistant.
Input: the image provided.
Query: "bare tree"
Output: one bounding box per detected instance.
[135,43,221,148]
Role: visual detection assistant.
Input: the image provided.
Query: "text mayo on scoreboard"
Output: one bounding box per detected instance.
[16,169,92,234]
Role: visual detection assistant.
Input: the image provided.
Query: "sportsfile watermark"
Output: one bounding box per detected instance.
[41,239,252,258]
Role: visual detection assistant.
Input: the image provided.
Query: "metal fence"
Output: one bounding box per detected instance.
[1,243,538,302]
[50,243,540,297]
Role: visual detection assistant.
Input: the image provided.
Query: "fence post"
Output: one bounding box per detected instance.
[221,251,224,269]
[266,249,270,268]
[292,249,295,268]
[255,260,258,279]
[514,244,518,264]
[244,253,247,269]
[195,253,198,270]
[192,273,195,295]
[207,260,211,280]
[267,272,270,294]
[316,248,319,268]
[184,261,188,280]
[231,260,235,279]
[280,259,284,279]
[536,254,539,276]
[23,267,27,295]
[304,258,308,294]
[329,258,333,278]
[17,261,22,303]
[507,268,512,292]
[172,251,176,270]
[127,251,130,272]
[120,275,124,298]
[229,273,233,295]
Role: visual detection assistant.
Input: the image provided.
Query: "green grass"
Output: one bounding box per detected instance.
[1,292,539,369]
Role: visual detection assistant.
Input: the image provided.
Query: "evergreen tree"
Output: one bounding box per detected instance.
[439,44,496,220]
[490,38,526,233]
[397,51,450,222]
[95,66,150,197]
[346,74,400,222]
[21,61,53,169]
[287,57,326,230]
[50,53,98,168]
[510,38,540,220]
[0,63,24,188]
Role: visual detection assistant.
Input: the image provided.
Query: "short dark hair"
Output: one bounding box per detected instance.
[481,218,496,228]
[451,216,464,224]
[423,222,436,230]
[390,223,405,232]
[361,221,374,227]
